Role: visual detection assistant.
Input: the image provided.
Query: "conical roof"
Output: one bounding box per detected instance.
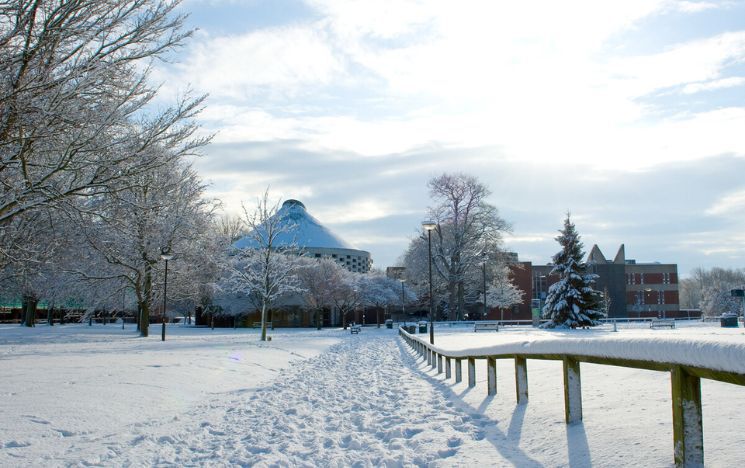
[233,199,356,250]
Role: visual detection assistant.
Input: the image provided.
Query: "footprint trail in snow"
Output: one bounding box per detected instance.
[96,332,489,466]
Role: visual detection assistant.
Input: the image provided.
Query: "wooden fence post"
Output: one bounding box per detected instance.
[437,354,443,374]
[431,351,437,369]
[445,357,452,379]
[515,356,528,404]
[671,366,704,467]
[487,357,497,396]
[563,357,582,423]
[455,359,463,383]
[468,358,476,388]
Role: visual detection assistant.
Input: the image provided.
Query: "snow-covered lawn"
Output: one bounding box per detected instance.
[1,322,744,466]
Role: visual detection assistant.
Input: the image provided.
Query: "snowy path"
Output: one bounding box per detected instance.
[73,332,503,466]
[5,325,745,466]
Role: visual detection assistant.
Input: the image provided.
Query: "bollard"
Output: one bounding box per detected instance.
[515,356,528,404]
[468,358,476,388]
[563,357,582,423]
[487,357,497,396]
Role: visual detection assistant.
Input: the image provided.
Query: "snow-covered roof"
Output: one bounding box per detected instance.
[233,199,357,251]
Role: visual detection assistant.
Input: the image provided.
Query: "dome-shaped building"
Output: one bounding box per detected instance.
[233,199,372,273]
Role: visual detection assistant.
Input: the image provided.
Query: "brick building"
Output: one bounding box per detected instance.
[530,244,681,319]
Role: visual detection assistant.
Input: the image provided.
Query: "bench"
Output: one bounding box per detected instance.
[474,322,499,332]
[252,322,272,329]
[650,319,675,329]
[350,325,361,334]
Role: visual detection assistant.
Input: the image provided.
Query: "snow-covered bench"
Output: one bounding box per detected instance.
[650,319,675,329]
[474,322,499,332]
[350,324,361,334]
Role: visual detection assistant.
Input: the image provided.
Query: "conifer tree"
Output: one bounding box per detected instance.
[542,214,604,328]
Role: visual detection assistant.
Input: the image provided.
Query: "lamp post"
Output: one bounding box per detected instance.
[160,250,174,341]
[482,255,488,321]
[422,220,436,344]
[399,279,406,321]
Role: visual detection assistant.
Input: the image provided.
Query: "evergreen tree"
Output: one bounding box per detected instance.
[542,214,604,328]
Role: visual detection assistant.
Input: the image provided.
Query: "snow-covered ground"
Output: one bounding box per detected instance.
[1,322,744,466]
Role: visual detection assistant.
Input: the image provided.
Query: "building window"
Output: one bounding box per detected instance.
[640,273,645,284]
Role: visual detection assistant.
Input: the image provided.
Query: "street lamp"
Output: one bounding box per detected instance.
[422,220,437,344]
[399,279,406,321]
[160,250,174,342]
[482,254,488,321]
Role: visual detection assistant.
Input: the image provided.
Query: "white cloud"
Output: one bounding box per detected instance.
[174,26,343,100]
[706,189,745,216]
[165,2,745,171]
[605,31,745,97]
[313,199,398,223]
[682,76,745,94]
[675,1,721,13]
[155,1,745,271]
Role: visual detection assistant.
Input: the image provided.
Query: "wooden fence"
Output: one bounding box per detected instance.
[399,327,745,467]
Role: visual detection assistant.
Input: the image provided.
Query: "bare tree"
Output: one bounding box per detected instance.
[297,257,343,329]
[1,0,208,243]
[216,214,247,244]
[66,156,216,337]
[408,173,510,320]
[485,264,524,312]
[329,269,362,329]
[226,191,304,341]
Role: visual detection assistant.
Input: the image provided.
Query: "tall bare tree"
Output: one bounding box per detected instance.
[66,156,216,337]
[420,173,511,320]
[1,0,207,225]
[226,191,304,341]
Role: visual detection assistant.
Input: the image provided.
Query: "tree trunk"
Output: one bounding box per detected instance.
[260,301,268,341]
[457,281,465,321]
[23,296,38,327]
[140,266,152,337]
[448,281,458,321]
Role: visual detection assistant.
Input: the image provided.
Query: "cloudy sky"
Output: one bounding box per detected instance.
[156,0,745,276]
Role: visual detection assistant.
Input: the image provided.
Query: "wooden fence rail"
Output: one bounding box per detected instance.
[399,327,745,467]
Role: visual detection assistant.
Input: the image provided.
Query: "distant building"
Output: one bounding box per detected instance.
[234,199,372,273]
[531,244,681,319]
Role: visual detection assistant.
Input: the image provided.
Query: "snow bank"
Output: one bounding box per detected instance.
[406,325,745,374]
[0,324,340,465]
